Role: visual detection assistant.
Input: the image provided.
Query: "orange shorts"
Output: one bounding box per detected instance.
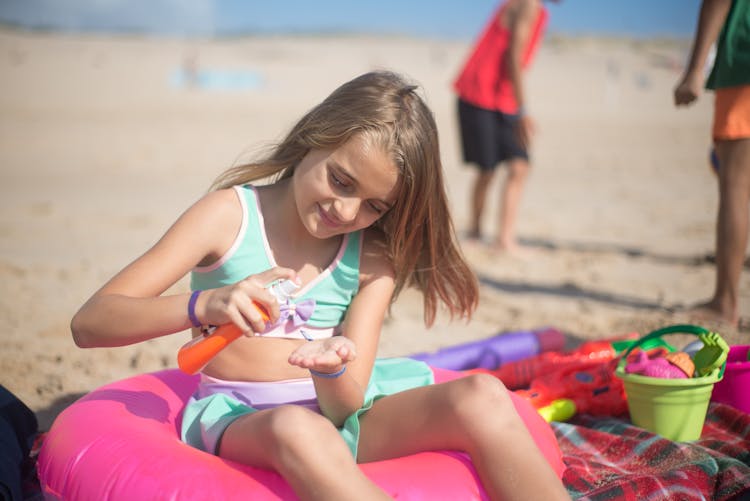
[713,84,750,141]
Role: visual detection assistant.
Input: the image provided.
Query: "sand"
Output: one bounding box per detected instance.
[0,27,746,431]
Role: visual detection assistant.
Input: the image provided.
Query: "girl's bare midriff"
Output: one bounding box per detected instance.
[199,332,310,381]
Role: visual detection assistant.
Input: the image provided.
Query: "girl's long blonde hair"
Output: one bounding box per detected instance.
[212,70,478,326]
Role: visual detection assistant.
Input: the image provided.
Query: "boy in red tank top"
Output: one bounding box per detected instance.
[454,0,552,253]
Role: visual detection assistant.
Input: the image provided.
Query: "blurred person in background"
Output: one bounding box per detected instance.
[674,0,750,329]
[454,0,553,254]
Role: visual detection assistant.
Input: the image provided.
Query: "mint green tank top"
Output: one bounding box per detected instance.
[190,185,361,328]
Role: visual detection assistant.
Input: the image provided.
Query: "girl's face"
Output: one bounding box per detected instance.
[293,134,400,239]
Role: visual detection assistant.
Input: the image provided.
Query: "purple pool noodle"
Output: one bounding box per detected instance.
[410,328,564,370]
[410,332,513,368]
[475,331,540,369]
[410,342,489,370]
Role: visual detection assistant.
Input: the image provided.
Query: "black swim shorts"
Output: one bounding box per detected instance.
[457,98,529,171]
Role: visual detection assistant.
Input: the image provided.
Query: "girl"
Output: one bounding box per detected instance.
[71,71,568,500]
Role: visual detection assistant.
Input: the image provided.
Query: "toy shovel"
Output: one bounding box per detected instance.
[693,330,729,377]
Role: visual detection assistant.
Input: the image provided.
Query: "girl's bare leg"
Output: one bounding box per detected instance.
[219,405,389,501]
[357,374,569,501]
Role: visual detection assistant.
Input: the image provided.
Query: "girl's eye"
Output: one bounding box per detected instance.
[367,202,386,215]
[330,171,349,188]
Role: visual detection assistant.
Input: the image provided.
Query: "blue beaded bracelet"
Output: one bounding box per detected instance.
[187,290,202,328]
[309,365,347,379]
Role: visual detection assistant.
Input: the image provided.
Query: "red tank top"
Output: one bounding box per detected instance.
[453,2,548,114]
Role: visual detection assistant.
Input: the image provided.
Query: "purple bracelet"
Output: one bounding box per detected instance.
[309,365,347,379]
[188,290,202,327]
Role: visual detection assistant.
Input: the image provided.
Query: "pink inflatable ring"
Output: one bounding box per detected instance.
[38,367,564,500]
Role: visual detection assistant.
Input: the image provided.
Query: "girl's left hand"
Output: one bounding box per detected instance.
[288,336,357,374]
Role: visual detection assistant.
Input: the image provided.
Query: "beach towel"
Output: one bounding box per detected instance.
[555,402,750,500]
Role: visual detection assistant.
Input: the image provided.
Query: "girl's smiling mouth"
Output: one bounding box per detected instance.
[317,204,344,229]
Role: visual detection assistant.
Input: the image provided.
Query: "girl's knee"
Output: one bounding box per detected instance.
[258,406,361,488]
[263,406,342,462]
[447,374,516,424]
[458,373,509,399]
[266,405,335,443]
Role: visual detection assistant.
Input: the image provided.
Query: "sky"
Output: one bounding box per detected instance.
[0,0,702,40]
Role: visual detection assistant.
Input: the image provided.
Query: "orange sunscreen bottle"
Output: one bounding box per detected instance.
[177,280,298,374]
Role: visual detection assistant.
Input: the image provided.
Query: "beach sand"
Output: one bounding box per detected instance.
[0,28,747,431]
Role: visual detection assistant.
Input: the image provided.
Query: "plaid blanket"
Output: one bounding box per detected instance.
[555,403,750,500]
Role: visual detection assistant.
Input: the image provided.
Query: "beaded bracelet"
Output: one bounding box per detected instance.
[187,290,202,328]
[309,365,347,379]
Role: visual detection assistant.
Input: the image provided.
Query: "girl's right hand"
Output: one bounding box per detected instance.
[199,267,298,335]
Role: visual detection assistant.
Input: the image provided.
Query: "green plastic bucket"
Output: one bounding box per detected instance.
[615,325,726,441]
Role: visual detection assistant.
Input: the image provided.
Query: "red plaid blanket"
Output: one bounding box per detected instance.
[555,403,750,500]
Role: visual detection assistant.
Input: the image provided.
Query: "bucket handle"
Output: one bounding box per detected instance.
[616,324,713,373]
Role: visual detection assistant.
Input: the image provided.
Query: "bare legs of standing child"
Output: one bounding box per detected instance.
[469,169,496,241]
[468,158,530,255]
[690,138,750,328]
[221,374,568,500]
[497,158,530,253]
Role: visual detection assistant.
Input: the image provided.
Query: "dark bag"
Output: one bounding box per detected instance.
[0,386,38,501]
